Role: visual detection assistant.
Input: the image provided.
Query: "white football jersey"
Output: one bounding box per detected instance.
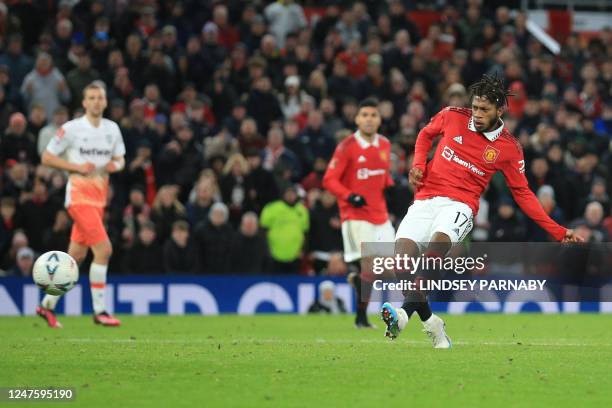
[46,116,125,207]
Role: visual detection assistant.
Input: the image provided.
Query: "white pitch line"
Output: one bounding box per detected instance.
[29,337,611,347]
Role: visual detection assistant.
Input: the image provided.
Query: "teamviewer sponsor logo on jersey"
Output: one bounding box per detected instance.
[441,146,485,176]
[357,168,386,180]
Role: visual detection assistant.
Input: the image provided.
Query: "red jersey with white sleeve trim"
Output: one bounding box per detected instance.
[323,132,393,224]
[413,107,567,241]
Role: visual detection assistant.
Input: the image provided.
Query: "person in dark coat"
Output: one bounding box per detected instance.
[163,220,198,274]
[41,209,71,252]
[489,197,527,242]
[124,221,164,274]
[229,212,270,274]
[193,202,236,274]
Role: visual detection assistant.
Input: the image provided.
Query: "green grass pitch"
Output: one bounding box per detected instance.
[2,314,611,407]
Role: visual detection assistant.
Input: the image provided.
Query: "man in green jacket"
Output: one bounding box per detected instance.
[260,185,309,273]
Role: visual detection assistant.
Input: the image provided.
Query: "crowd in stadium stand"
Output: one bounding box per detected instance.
[0,0,610,277]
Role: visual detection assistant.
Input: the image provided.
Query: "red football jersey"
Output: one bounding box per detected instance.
[323,132,393,224]
[413,107,567,241]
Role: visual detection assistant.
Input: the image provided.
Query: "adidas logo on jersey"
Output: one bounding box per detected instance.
[453,135,463,144]
[358,155,366,163]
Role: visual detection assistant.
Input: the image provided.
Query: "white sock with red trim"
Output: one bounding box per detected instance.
[90,263,108,315]
[41,294,61,310]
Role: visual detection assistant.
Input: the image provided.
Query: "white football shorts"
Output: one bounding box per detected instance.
[395,196,474,251]
[341,219,395,263]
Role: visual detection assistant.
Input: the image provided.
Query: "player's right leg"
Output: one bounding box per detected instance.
[37,242,88,328]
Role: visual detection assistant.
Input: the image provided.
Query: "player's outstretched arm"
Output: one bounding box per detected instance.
[501,154,580,242]
[41,151,94,176]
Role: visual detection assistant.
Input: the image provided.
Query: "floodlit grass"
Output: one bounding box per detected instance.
[2,314,611,407]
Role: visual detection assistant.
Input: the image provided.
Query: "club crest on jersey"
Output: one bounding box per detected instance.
[379,151,387,162]
[483,145,500,163]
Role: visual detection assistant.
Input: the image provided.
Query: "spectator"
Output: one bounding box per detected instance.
[246,76,283,134]
[220,153,254,226]
[1,229,28,271]
[26,103,47,136]
[156,123,203,197]
[66,53,99,111]
[571,201,609,242]
[262,126,302,181]
[527,185,565,242]
[0,112,37,165]
[41,208,70,252]
[122,186,151,245]
[163,220,197,274]
[229,212,270,274]
[20,52,70,117]
[15,178,60,252]
[124,221,163,274]
[308,190,342,273]
[237,117,266,154]
[0,197,17,263]
[193,202,236,274]
[279,75,314,120]
[186,178,218,227]
[490,197,527,242]
[308,280,346,314]
[37,106,68,156]
[244,148,278,211]
[151,185,186,244]
[7,246,35,277]
[264,0,306,49]
[260,185,309,274]
[0,34,33,100]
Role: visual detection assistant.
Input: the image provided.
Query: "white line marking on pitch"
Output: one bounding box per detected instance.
[32,338,611,347]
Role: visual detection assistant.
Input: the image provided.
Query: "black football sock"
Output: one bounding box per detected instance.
[356,280,373,323]
[401,288,432,321]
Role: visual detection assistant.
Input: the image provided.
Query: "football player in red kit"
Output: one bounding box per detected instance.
[323,98,395,328]
[381,75,583,348]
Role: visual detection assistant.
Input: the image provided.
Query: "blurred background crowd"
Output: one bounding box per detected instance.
[0,0,610,277]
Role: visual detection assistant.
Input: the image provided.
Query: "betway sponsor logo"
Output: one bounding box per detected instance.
[357,168,386,180]
[441,146,485,176]
[79,147,112,156]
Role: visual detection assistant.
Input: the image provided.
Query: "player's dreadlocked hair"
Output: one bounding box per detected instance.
[468,74,513,108]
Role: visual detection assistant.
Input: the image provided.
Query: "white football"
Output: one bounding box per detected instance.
[32,251,79,296]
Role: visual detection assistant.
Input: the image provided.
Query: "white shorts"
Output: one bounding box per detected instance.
[341,220,395,263]
[395,197,474,251]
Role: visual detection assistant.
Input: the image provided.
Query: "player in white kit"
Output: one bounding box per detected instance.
[37,81,126,328]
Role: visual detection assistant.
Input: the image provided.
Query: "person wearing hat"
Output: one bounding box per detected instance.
[490,196,527,242]
[260,184,309,274]
[9,247,35,277]
[279,75,314,119]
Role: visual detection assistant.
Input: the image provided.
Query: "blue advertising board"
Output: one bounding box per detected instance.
[1,276,610,316]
